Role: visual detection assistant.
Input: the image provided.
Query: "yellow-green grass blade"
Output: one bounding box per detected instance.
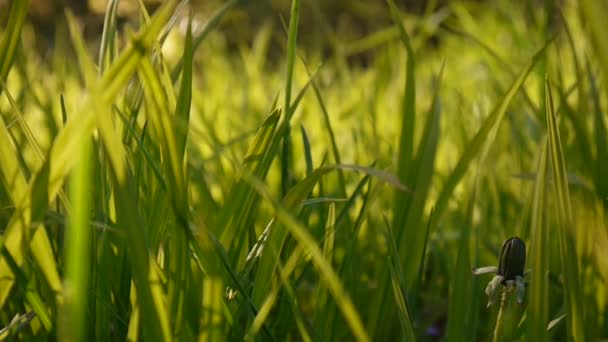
[60,138,93,342]
[527,137,549,341]
[314,203,336,335]
[242,171,370,342]
[137,58,187,216]
[65,10,97,89]
[0,248,52,332]
[303,63,347,196]
[217,109,280,246]
[279,0,301,196]
[97,0,120,74]
[247,243,304,339]
[0,0,175,320]
[387,0,416,186]
[586,62,608,207]
[544,78,586,341]
[250,164,405,307]
[284,0,300,120]
[580,0,608,97]
[109,172,172,342]
[433,38,552,221]
[399,64,443,288]
[370,64,442,339]
[0,0,29,82]
[0,96,62,306]
[446,181,478,342]
[175,15,193,163]
[383,216,417,342]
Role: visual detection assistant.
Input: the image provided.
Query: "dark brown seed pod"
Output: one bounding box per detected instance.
[498,236,526,284]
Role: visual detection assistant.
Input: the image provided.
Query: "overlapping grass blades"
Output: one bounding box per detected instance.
[544,78,586,341]
[0,0,606,340]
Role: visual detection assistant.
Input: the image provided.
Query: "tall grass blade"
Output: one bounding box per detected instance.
[61,138,93,342]
[0,0,29,83]
[544,78,586,340]
[527,137,549,341]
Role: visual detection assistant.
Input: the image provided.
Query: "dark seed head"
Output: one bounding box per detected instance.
[498,236,526,283]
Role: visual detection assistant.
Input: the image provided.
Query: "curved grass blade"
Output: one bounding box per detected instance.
[242,171,370,342]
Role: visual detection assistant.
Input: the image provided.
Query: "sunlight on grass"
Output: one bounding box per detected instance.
[0,0,606,340]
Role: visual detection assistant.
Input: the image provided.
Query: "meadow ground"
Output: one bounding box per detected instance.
[0,0,607,340]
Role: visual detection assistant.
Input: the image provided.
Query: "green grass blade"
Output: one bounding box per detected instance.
[399,64,443,288]
[544,78,586,341]
[61,138,93,342]
[97,0,119,73]
[387,0,416,185]
[315,203,336,329]
[175,14,193,162]
[0,0,29,82]
[446,182,477,341]
[242,172,370,342]
[383,217,417,342]
[284,0,301,118]
[527,137,549,341]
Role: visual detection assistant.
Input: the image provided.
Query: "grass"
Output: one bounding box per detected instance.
[0,0,607,340]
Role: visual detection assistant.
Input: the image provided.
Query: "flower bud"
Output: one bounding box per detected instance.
[497,237,526,284]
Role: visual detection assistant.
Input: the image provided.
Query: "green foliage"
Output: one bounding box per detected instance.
[0,0,606,341]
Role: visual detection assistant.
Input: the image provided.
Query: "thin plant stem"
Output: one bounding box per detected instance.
[493,285,512,342]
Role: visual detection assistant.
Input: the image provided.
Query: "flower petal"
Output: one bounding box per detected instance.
[472,266,499,275]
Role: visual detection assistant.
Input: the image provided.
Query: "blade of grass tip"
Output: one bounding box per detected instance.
[527,137,549,341]
[433,38,552,221]
[217,109,280,246]
[302,61,347,196]
[545,77,586,340]
[284,0,300,119]
[175,13,193,162]
[387,0,416,184]
[383,216,417,342]
[65,10,97,88]
[137,58,187,214]
[280,0,301,196]
[0,0,29,83]
[98,0,119,73]
[300,125,313,176]
[242,171,370,342]
[398,63,443,289]
[60,138,93,342]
